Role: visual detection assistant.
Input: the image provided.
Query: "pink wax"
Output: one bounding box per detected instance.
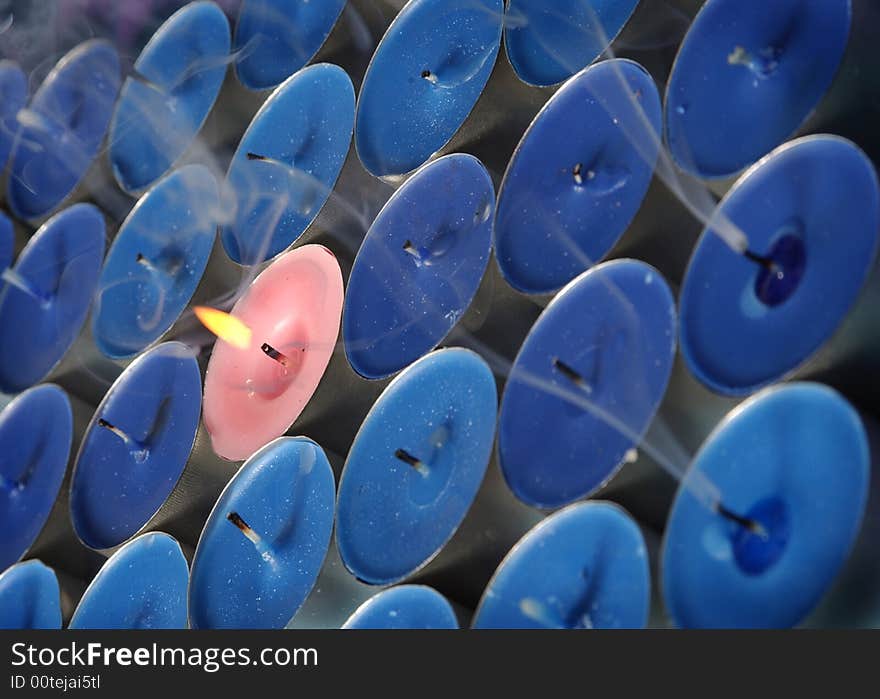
[203,245,344,461]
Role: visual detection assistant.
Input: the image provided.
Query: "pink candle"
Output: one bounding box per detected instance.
[201,245,344,461]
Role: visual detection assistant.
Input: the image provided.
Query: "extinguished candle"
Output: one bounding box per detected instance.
[0,60,27,171]
[342,585,459,629]
[0,560,62,630]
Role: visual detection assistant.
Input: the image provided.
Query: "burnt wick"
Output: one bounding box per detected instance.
[227,511,275,563]
[261,342,290,367]
[716,503,768,539]
[394,448,430,477]
[552,357,592,394]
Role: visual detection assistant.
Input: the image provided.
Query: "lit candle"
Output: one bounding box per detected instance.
[0,560,62,630]
[0,60,27,170]
[189,437,336,629]
[342,585,459,629]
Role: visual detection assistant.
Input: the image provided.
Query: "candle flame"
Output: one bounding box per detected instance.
[194,306,252,350]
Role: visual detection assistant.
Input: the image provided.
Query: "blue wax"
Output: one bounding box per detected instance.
[498,259,676,508]
[7,40,120,221]
[665,0,851,178]
[495,58,661,295]
[355,0,503,177]
[0,204,105,394]
[0,560,62,630]
[92,165,219,359]
[344,154,494,379]
[189,437,336,629]
[69,532,189,629]
[342,585,458,629]
[0,61,27,171]
[473,502,649,629]
[0,385,72,571]
[336,348,497,585]
[662,383,869,629]
[234,0,347,90]
[679,136,879,396]
[504,0,640,87]
[0,211,13,274]
[70,342,202,550]
[221,63,354,265]
[109,1,230,194]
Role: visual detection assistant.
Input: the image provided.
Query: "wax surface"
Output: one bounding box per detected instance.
[665,0,851,178]
[69,532,189,629]
[189,437,336,629]
[356,0,503,177]
[0,61,27,171]
[336,348,497,585]
[234,0,347,90]
[7,40,120,220]
[344,154,494,379]
[663,383,869,628]
[93,165,219,358]
[109,1,230,193]
[222,63,354,264]
[495,59,661,295]
[499,260,676,508]
[0,204,105,393]
[680,136,879,395]
[343,585,458,629]
[71,342,202,550]
[0,560,62,630]
[203,244,344,461]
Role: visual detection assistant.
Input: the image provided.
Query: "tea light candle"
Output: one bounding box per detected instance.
[221,63,355,265]
[472,502,650,629]
[7,40,120,221]
[0,60,27,171]
[336,348,497,585]
[662,382,869,628]
[189,437,336,629]
[342,585,458,629]
[344,153,494,379]
[0,204,105,394]
[68,531,189,629]
[0,560,62,630]
[108,1,231,194]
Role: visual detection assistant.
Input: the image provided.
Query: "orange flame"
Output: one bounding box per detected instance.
[194,306,252,350]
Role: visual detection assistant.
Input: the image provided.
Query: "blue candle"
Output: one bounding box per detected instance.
[234,0,347,91]
[679,136,879,396]
[498,259,676,508]
[495,58,661,295]
[69,342,202,550]
[662,383,869,628]
[69,531,189,629]
[0,204,105,394]
[0,61,27,171]
[336,348,497,585]
[472,502,649,629]
[7,40,121,221]
[0,211,13,275]
[0,560,62,630]
[665,0,851,178]
[342,585,458,629]
[344,153,494,379]
[92,165,220,359]
[108,1,231,194]
[189,437,336,629]
[0,384,72,571]
[221,63,355,265]
[355,0,503,178]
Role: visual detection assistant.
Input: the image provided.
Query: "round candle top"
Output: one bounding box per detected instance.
[0,61,27,171]
[189,437,336,629]
[665,0,851,178]
[203,244,344,461]
[495,58,661,295]
[221,63,354,265]
[0,211,13,274]
[69,532,189,629]
[92,165,220,359]
[336,348,497,585]
[7,40,121,221]
[355,0,504,177]
[662,383,869,629]
[0,203,105,394]
[0,385,72,571]
[234,0,347,91]
[679,135,879,396]
[108,1,231,194]
[344,154,494,379]
[342,585,458,629]
[504,0,640,87]
[0,560,62,630]
[473,502,649,629]
[70,342,202,550]
[499,259,676,508]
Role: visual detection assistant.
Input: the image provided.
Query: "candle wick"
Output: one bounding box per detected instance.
[0,473,24,492]
[519,598,564,629]
[246,151,268,162]
[743,249,781,276]
[1,268,52,307]
[135,252,158,273]
[402,239,424,263]
[552,357,593,395]
[421,69,438,85]
[260,342,290,367]
[716,502,768,540]
[97,418,149,462]
[572,163,584,186]
[227,511,275,563]
[394,448,430,478]
[129,70,166,95]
